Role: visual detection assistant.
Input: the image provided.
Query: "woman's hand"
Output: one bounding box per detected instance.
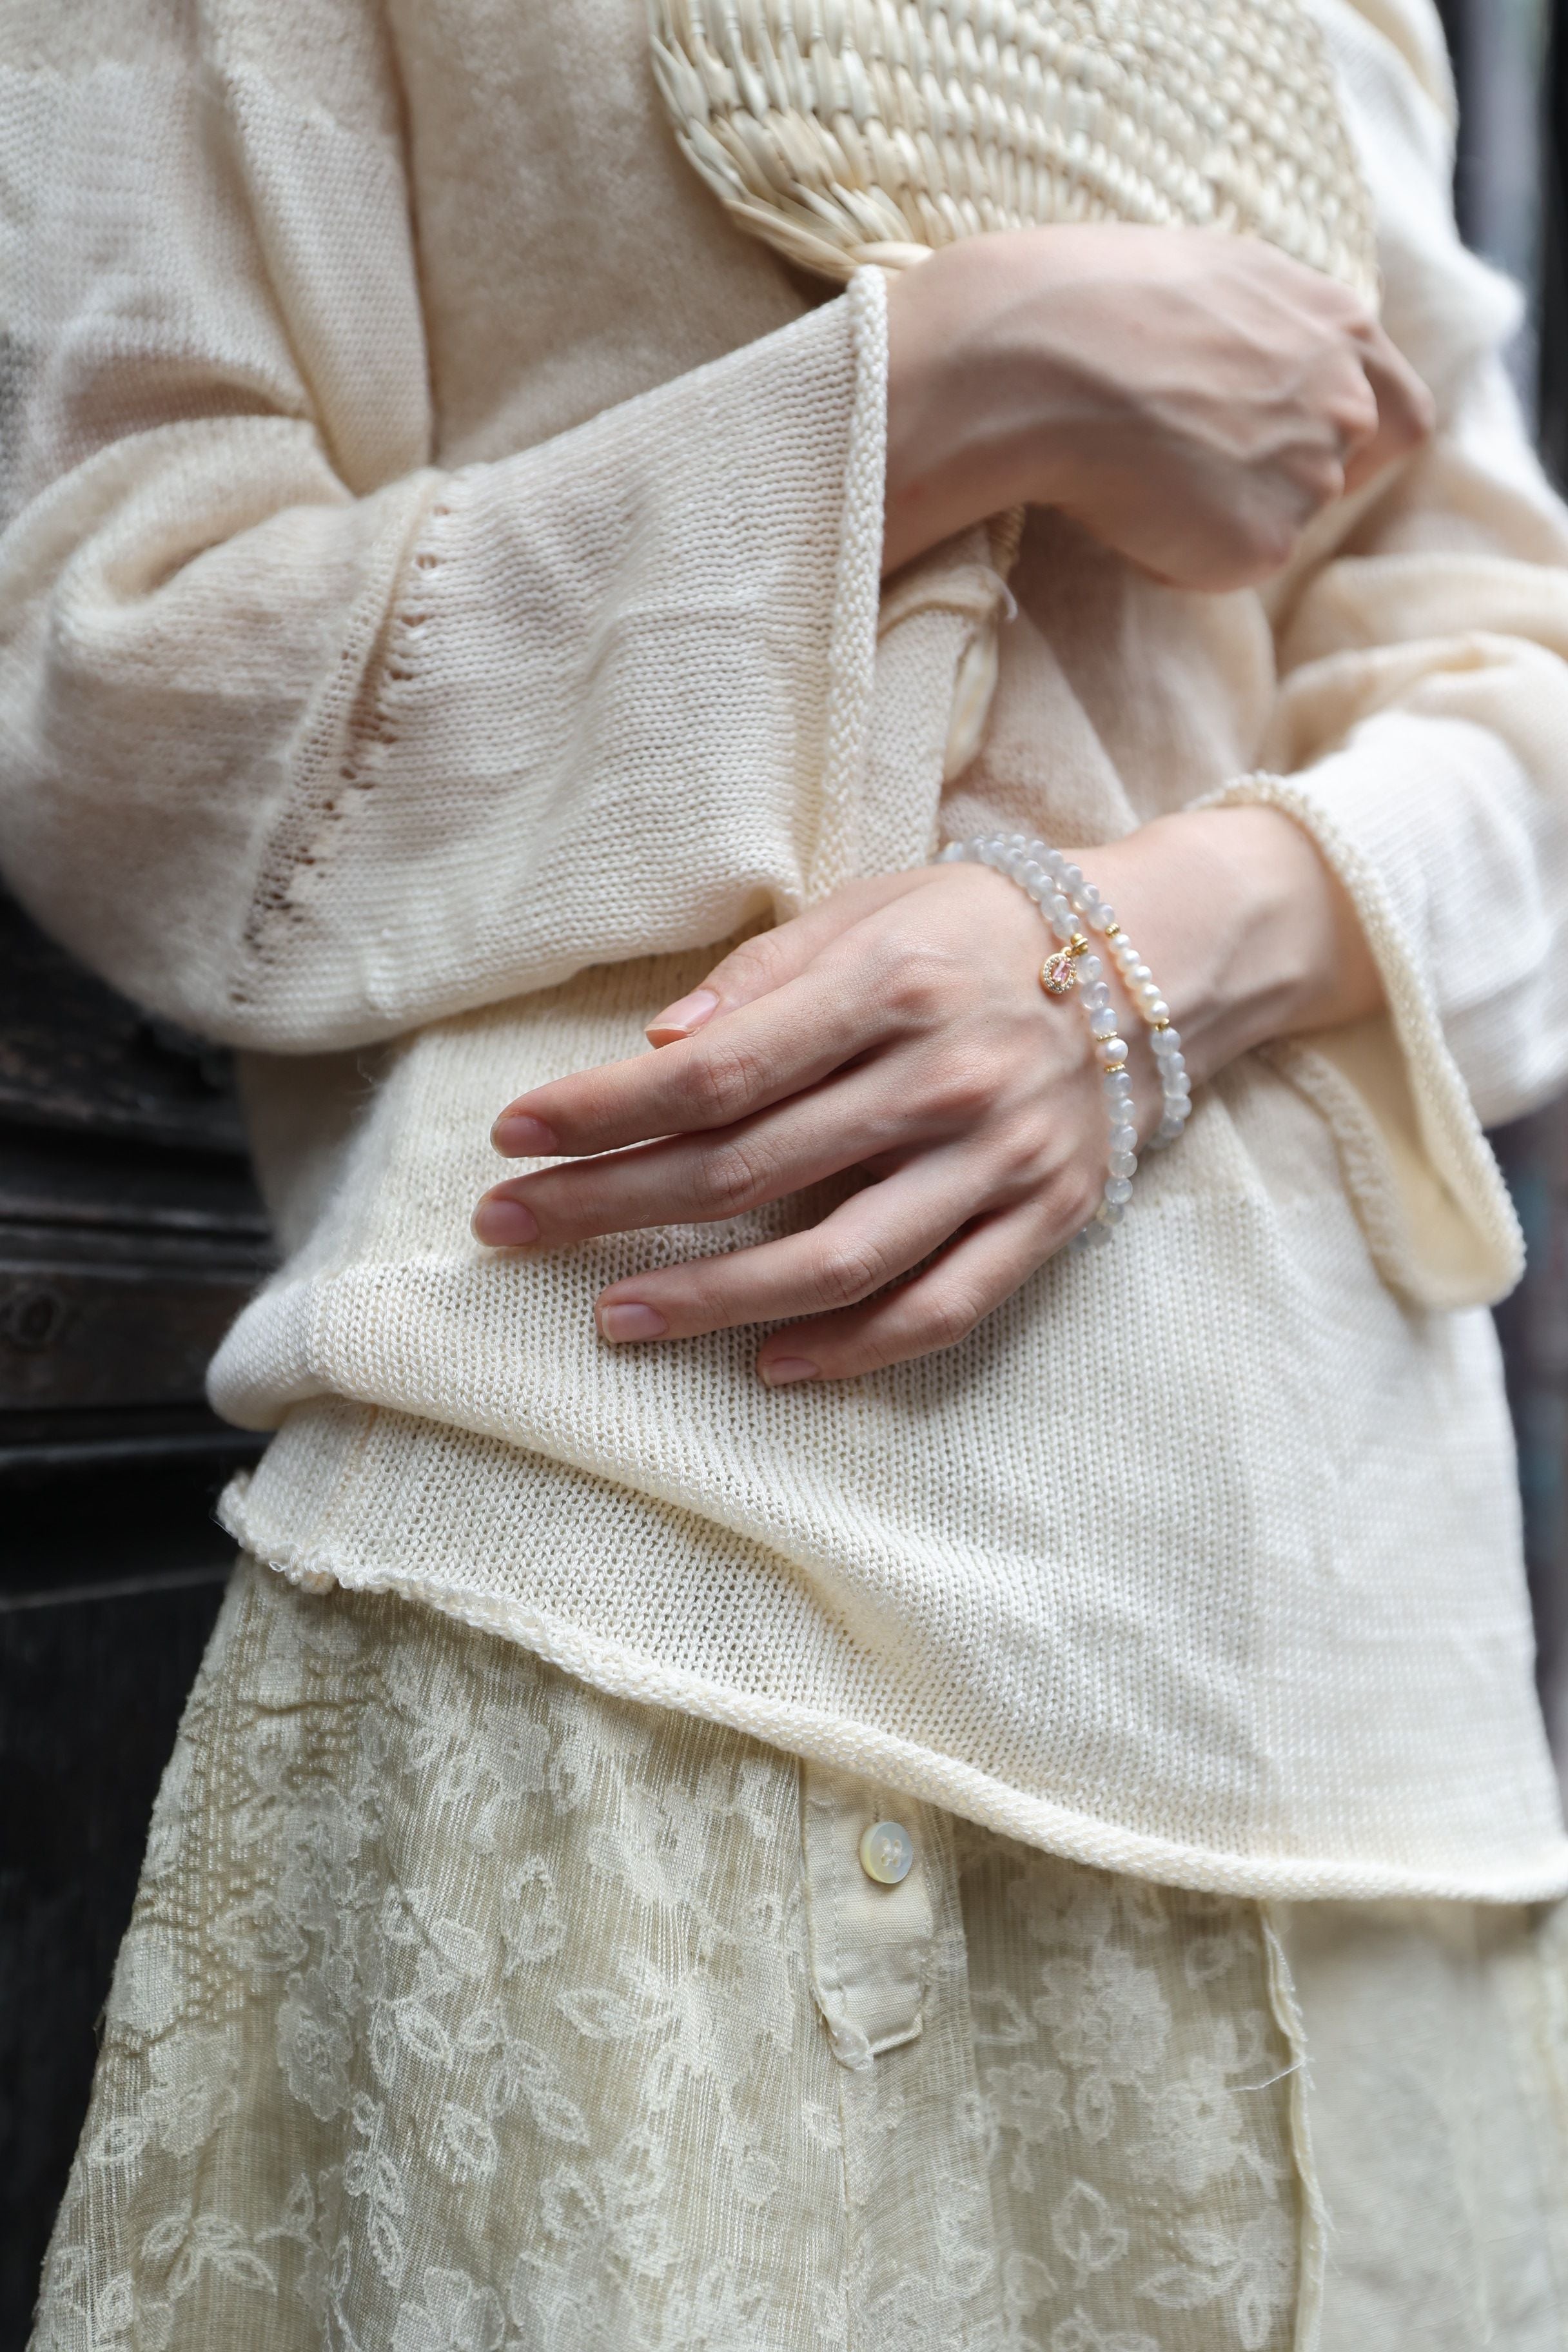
[472,808,1382,1384]
[882,224,1435,583]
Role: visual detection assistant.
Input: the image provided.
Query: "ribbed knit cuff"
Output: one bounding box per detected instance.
[1197,725,1524,1310]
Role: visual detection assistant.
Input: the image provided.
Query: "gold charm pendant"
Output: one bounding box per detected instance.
[1041,934,1090,997]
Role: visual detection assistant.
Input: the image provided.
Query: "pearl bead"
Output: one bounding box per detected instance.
[1100,1037,1128,1068]
[1146,997,1170,1024]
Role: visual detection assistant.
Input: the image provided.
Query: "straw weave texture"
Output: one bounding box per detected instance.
[649,0,1378,295]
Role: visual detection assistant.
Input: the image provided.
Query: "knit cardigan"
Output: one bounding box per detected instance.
[5,0,1568,1899]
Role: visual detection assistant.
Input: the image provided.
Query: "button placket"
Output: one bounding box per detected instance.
[800,1763,936,2070]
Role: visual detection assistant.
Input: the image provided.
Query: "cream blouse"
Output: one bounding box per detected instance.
[3,0,1568,1898]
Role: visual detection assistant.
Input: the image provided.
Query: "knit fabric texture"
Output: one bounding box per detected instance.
[33,1557,1568,2351]
[4,0,1568,1897]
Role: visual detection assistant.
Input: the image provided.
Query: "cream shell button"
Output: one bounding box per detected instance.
[858,1819,915,1886]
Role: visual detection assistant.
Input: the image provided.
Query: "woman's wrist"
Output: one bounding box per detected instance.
[1078,807,1384,1091]
[883,235,1061,573]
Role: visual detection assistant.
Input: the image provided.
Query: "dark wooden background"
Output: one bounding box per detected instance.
[4,6,1567,2344]
[0,892,271,2342]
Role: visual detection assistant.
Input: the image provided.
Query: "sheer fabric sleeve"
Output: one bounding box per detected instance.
[1202,0,1568,1309]
[0,3,888,1054]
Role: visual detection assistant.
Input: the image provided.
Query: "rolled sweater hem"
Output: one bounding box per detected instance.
[217,1497,1568,1910]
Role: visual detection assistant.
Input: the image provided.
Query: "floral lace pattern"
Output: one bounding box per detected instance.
[28,1558,1568,2350]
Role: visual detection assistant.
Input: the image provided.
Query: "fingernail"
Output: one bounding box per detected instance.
[471,1197,539,1246]
[491,1113,560,1157]
[645,988,719,1045]
[761,1355,819,1387]
[598,1302,669,1342]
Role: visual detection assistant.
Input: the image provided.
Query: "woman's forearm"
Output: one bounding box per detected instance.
[1081,806,1386,1103]
[881,224,1431,584]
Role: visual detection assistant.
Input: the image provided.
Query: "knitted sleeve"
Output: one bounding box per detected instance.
[0,6,888,1054]
[1204,0,1568,1309]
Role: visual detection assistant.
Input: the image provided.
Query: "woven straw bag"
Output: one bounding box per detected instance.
[649,0,1377,774]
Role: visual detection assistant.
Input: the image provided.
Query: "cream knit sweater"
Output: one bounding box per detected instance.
[6,0,1568,1899]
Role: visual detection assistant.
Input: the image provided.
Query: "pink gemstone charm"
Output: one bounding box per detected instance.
[1040,949,1079,997]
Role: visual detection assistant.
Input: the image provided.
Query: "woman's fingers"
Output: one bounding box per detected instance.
[585,1150,1095,1357]
[476,1061,916,1246]
[492,950,889,1160]
[645,927,808,1048]
[497,865,1045,1161]
[1342,324,1436,495]
[754,1193,1076,1382]
[589,1150,1028,1345]
[645,873,930,1044]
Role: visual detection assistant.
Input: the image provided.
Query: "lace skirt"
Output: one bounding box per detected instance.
[30,1555,1568,2352]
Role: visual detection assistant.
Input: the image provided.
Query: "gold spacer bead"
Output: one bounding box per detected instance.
[1103,923,1122,939]
[1153,1017,1171,1031]
[1067,932,1090,957]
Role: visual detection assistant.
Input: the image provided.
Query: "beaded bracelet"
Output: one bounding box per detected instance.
[939,836,1133,1246]
[1031,845,1193,1150]
[938,834,1192,1247]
